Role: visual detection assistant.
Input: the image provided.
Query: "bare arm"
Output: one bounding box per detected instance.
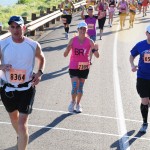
[117,1,120,9]
[81,8,85,19]
[64,38,73,57]
[0,46,12,71]
[129,55,138,72]
[90,40,99,58]
[32,43,46,86]
[60,2,64,11]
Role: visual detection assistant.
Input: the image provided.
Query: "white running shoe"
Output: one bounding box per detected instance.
[68,101,76,112]
[76,104,82,113]
[139,123,148,133]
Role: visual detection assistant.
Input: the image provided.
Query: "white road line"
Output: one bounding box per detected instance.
[0,104,144,124]
[0,121,150,142]
[113,25,130,149]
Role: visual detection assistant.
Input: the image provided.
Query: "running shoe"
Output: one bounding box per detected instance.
[65,32,69,39]
[76,104,82,113]
[68,101,76,112]
[139,123,148,133]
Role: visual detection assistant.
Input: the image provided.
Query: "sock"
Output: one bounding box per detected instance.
[140,103,148,124]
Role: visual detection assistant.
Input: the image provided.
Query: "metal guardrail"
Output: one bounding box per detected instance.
[0,0,86,40]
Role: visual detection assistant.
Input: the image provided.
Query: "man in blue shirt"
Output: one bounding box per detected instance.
[130,25,150,133]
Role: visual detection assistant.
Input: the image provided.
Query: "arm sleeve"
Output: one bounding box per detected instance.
[130,44,139,57]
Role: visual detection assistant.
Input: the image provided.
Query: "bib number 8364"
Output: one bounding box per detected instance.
[9,69,26,83]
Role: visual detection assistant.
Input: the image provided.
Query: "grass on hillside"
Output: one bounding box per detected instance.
[0,0,63,30]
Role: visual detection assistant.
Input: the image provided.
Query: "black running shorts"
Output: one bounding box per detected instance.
[1,86,36,114]
[61,15,72,24]
[69,69,89,79]
[136,78,150,99]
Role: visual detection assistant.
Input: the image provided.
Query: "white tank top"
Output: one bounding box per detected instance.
[0,36,37,92]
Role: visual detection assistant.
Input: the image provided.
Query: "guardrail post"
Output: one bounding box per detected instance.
[51,9,56,24]
[39,25,44,31]
[32,13,37,21]
[30,13,37,36]
[56,5,61,21]
[46,8,51,14]
[45,8,51,27]
[0,22,3,33]
[22,16,28,24]
[40,10,45,16]
[30,30,36,36]
[39,10,45,30]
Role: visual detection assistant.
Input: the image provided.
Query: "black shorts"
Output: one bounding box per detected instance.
[61,15,72,24]
[98,17,106,30]
[1,86,36,114]
[129,9,136,14]
[69,69,89,79]
[136,78,150,98]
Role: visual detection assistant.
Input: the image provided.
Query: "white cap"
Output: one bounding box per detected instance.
[77,21,87,29]
[146,25,150,33]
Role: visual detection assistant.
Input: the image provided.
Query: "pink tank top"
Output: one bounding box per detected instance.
[69,36,91,69]
[119,1,127,12]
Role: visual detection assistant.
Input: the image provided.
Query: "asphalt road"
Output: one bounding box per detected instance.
[0,9,150,150]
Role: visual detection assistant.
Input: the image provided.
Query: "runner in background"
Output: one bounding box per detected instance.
[117,0,129,30]
[137,0,142,13]
[96,0,109,40]
[108,0,116,27]
[64,21,99,113]
[81,5,98,64]
[86,0,97,8]
[129,0,137,28]
[142,0,149,17]
[60,0,75,39]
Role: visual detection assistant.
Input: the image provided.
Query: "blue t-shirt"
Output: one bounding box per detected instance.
[130,40,150,79]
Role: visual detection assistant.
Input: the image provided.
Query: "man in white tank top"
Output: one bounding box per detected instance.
[0,16,45,150]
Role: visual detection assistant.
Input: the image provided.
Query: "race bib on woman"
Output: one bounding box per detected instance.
[78,62,89,70]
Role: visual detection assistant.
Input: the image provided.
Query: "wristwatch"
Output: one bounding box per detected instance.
[38,69,44,75]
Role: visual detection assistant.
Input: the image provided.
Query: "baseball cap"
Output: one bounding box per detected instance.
[77,21,87,29]
[88,5,94,10]
[8,16,24,25]
[146,25,150,33]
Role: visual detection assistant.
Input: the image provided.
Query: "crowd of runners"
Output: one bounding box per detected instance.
[60,0,150,39]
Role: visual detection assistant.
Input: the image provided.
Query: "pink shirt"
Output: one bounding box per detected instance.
[69,36,91,69]
[119,1,128,12]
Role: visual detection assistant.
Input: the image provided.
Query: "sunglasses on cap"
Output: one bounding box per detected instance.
[88,8,93,10]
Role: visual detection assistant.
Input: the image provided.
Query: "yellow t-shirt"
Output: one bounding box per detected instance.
[129,2,137,10]
[63,2,72,15]
[86,0,95,8]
